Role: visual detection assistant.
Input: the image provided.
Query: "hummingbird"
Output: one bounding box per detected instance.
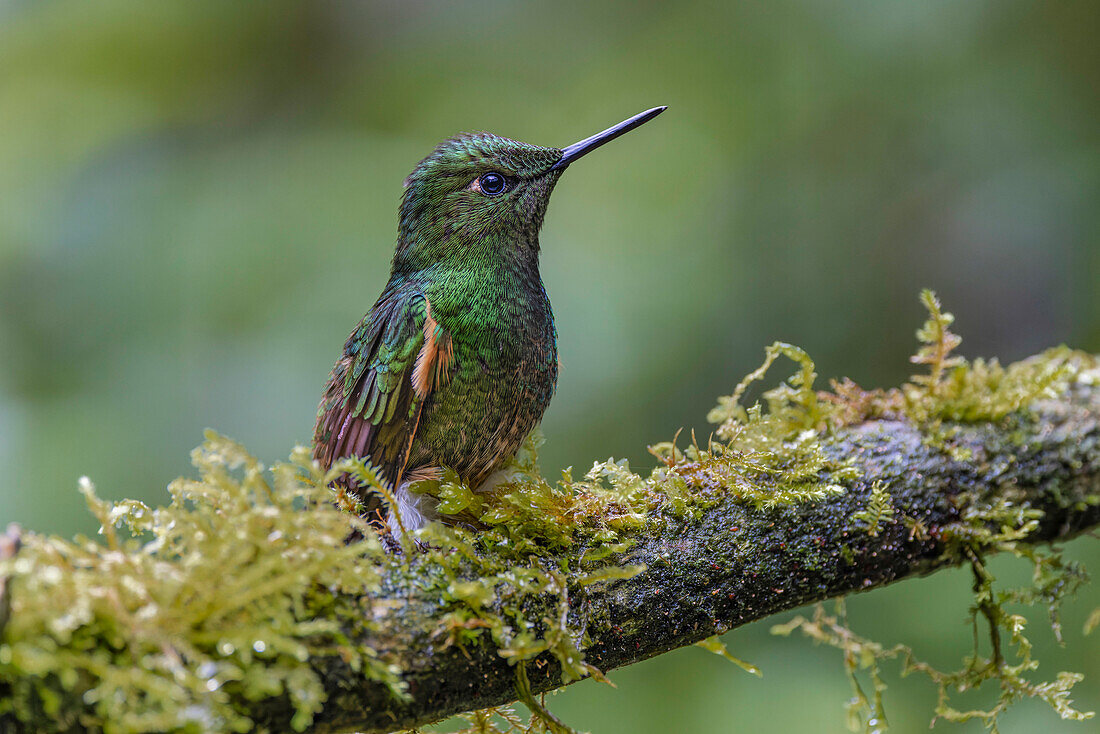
[313,106,667,537]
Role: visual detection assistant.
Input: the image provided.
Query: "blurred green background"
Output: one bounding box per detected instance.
[1,1,1098,732]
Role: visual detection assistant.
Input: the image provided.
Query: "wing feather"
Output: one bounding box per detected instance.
[313,289,452,500]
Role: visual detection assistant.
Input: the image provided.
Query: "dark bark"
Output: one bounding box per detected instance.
[2,376,1097,734]
[290,377,1100,733]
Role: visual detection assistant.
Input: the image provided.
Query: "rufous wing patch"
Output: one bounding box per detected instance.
[412,299,453,400]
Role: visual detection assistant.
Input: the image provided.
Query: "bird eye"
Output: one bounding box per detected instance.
[477,172,507,196]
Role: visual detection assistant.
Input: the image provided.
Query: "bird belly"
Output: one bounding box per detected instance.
[409,337,557,487]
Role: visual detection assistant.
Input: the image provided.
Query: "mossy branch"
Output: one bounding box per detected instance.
[303,365,1100,733]
[1,294,1098,734]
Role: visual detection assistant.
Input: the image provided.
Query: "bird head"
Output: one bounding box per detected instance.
[392,107,666,274]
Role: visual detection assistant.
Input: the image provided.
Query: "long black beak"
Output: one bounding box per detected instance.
[549,106,667,171]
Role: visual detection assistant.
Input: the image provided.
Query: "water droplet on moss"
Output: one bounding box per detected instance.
[253,640,267,653]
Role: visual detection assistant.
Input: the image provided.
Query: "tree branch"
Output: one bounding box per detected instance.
[299,367,1100,733]
[2,358,1098,734]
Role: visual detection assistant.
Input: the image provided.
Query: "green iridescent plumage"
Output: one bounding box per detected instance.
[314,108,666,534]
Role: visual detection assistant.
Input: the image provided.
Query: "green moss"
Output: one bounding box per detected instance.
[695,635,762,677]
[398,339,859,728]
[774,593,1093,734]
[762,291,1097,734]
[708,341,829,433]
[1086,608,1100,636]
[850,481,894,537]
[774,491,1095,734]
[0,432,404,733]
[678,341,858,509]
[821,290,1083,439]
[399,340,864,732]
[0,289,1092,734]
[772,601,893,733]
[904,290,1078,424]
